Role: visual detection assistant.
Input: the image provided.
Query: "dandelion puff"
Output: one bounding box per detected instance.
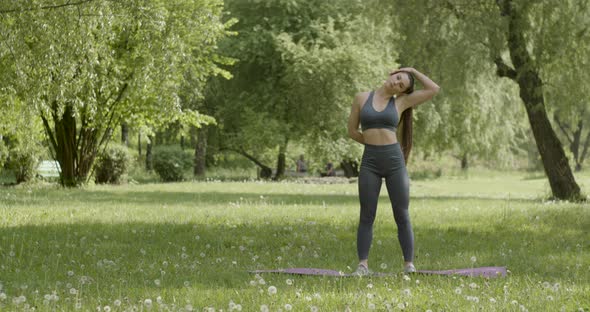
[470,256,477,263]
[367,293,374,299]
[455,288,462,295]
[154,279,161,286]
[380,263,387,269]
[70,288,78,295]
[511,300,518,305]
[402,289,411,296]
[543,281,551,288]
[185,304,194,311]
[144,298,153,306]
[250,280,257,286]
[260,304,270,312]
[397,302,406,310]
[268,286,277,295]
[547,295,554,301]
[67,270,75,277]
[305,296,312,301]
[367,283,373,289]
[469,282,478,289]
[403,275,411,281]
[284,304,293,311]
[0,293,6,301]
[310,306,319,312]
[104,306,111,312]
[489,298,497,303]
[368,302,376,310]
[114,299,121,306]
[286,279,293,286]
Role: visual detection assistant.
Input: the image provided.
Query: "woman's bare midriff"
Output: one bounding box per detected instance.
[362,129,398,145]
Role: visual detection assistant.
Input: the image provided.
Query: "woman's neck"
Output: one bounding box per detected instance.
[375,86,396,98]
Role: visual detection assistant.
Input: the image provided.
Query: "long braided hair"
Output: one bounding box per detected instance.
[397,71,415,164]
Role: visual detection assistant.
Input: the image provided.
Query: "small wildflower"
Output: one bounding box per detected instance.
[469,282,478,289]
[367,283,373,289]
[403,275,411,281]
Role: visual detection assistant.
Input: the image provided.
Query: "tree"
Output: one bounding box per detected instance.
[210,0,402,179]
[0,0,230,186]
[389,0,585,200]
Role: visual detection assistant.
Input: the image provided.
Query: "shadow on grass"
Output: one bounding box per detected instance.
[3,188,543,208]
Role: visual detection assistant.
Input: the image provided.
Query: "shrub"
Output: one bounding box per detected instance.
[95,144,132,184]
[7,143,42,184]
[0,140,7,170]
[152,145,193,182]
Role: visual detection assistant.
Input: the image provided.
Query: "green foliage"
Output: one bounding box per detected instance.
[95,144,132,184]
[0,139,7,170]
[6,141,42,184]
[152,145,193,182]
[0,0,232,186]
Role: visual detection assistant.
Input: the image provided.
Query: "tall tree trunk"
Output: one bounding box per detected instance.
[146,134,154,170]
[121,122,129,146]
[194,126,208,176]
[273,137,288,180]
[461,153,468,170]
[495,0,581,200]
[138,130,142,156]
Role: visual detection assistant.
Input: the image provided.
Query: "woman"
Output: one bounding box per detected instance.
[347,67,440,275]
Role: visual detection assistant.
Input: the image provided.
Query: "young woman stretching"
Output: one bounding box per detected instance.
[347,67,440,275]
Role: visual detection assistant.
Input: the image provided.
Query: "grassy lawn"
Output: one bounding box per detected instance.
[0,171,588,311]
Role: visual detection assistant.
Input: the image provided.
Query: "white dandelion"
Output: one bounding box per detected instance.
[286,279,293,286]
[268,286,277,295]
[284,304,293,311]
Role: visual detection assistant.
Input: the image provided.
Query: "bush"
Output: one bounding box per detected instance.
[7,143,42,184]
[152,145,193,182]
[0,140,7,170]
[95,144,132,184]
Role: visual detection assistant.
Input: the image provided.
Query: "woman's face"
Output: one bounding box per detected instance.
[386,72,411,94]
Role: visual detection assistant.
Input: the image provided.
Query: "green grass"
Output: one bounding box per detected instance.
[0,172,589,311]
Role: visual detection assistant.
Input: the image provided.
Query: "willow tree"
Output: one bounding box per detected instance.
[389,0,585,200]
[0,0,231,186]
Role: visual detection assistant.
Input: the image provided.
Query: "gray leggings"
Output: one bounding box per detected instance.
[357,143,414,262]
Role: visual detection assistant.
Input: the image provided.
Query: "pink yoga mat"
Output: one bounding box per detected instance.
[251,266,506,278]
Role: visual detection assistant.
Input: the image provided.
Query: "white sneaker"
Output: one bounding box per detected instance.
[353,264,371,276]
[404,264,416,274]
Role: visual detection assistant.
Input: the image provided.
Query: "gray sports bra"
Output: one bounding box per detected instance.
[360,91,398,132]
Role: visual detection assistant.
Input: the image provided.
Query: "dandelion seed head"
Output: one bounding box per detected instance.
[380,263,387,269]
[284,303,293,311]
[368,302,376,310]
[260,304,269,312]
[470,256,477,263]
[286,279,293,286]
[267,286,277,295]
[114,299,121,306]
[455,288,462,295]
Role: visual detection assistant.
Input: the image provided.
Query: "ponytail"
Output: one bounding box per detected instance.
[398,108,413,164]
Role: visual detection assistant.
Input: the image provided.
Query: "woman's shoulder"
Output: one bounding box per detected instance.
[353,91,372,107]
